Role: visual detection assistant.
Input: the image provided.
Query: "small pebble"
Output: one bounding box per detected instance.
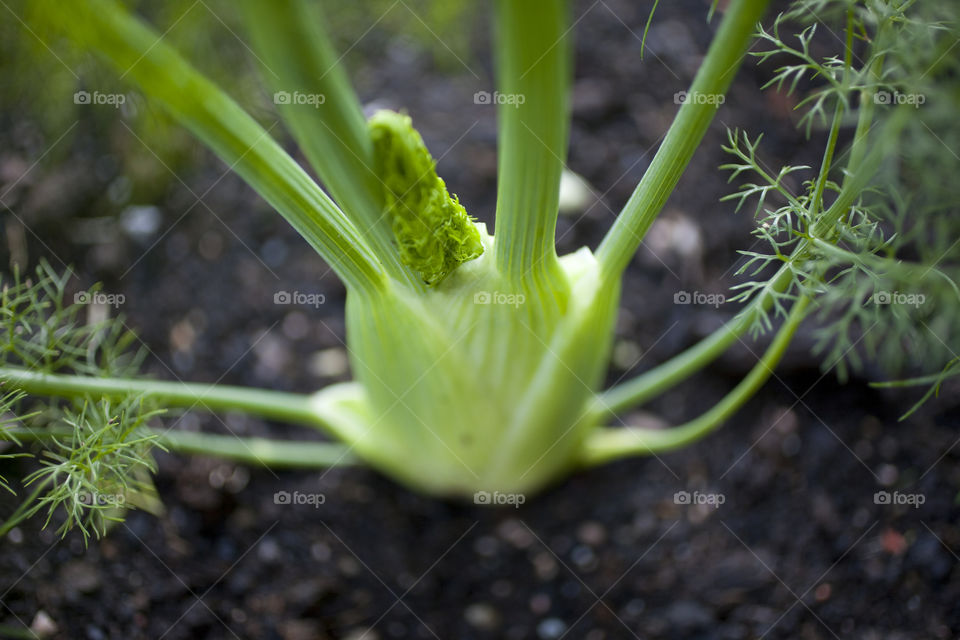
[464,603,500,630]
[498,519,535,548]
[261,236,289,267]
[529,593,551,615]
[85,626,107,640]
[814,583,832,602]
[571,545,596,570]
[576,521,607,546]
[877,463,898,486]
[532,552,558,580]
[881,528,908,556]
[257,537,281,563]
[623,599,645,617]
[537,617,567,639]
[119,205,162,242]
[282,311,310,340]
[310,348,350,378]
[558,169,596,215]
[612,340,642,370]
[30,611,57,638]
[338,556,361,576]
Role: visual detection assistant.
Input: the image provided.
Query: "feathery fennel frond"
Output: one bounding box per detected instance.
[0,263,163,541]
[21,397,164,542]
[725,0,960,388]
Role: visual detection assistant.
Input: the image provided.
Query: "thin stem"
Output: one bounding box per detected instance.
[809,101,843,214]
[492,0,569,292]
[808,237,959,296]
[0,367,322,428]
[580,295,810,466]
[870,357,960,388]
[593,264,794,417]
[6,425,357,470]
[809,9,854,214]
[158,429,356,468]
[597,0,770,277]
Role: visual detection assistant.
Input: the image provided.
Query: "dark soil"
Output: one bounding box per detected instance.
[2,1,958,639]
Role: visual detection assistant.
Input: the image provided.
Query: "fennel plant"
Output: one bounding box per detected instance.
[1,0,958,539]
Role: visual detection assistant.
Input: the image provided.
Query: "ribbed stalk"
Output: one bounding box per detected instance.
[492,0,570,298]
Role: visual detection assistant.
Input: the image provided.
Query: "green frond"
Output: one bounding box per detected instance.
[724,0,960,387]
[0,263,162,542]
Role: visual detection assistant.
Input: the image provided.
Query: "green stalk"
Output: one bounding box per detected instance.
[239,0,420,289]
[44,0,387,293]
[0,624,38,640]
[808,9,854,214]
[580,295,810,465]
[492,0,570,294]
[870,363,960,389]
[597,0,770,277]
[0,367,322,428]
[594,264,794,417]
[157,430,355,467]
[6,426,357,469]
